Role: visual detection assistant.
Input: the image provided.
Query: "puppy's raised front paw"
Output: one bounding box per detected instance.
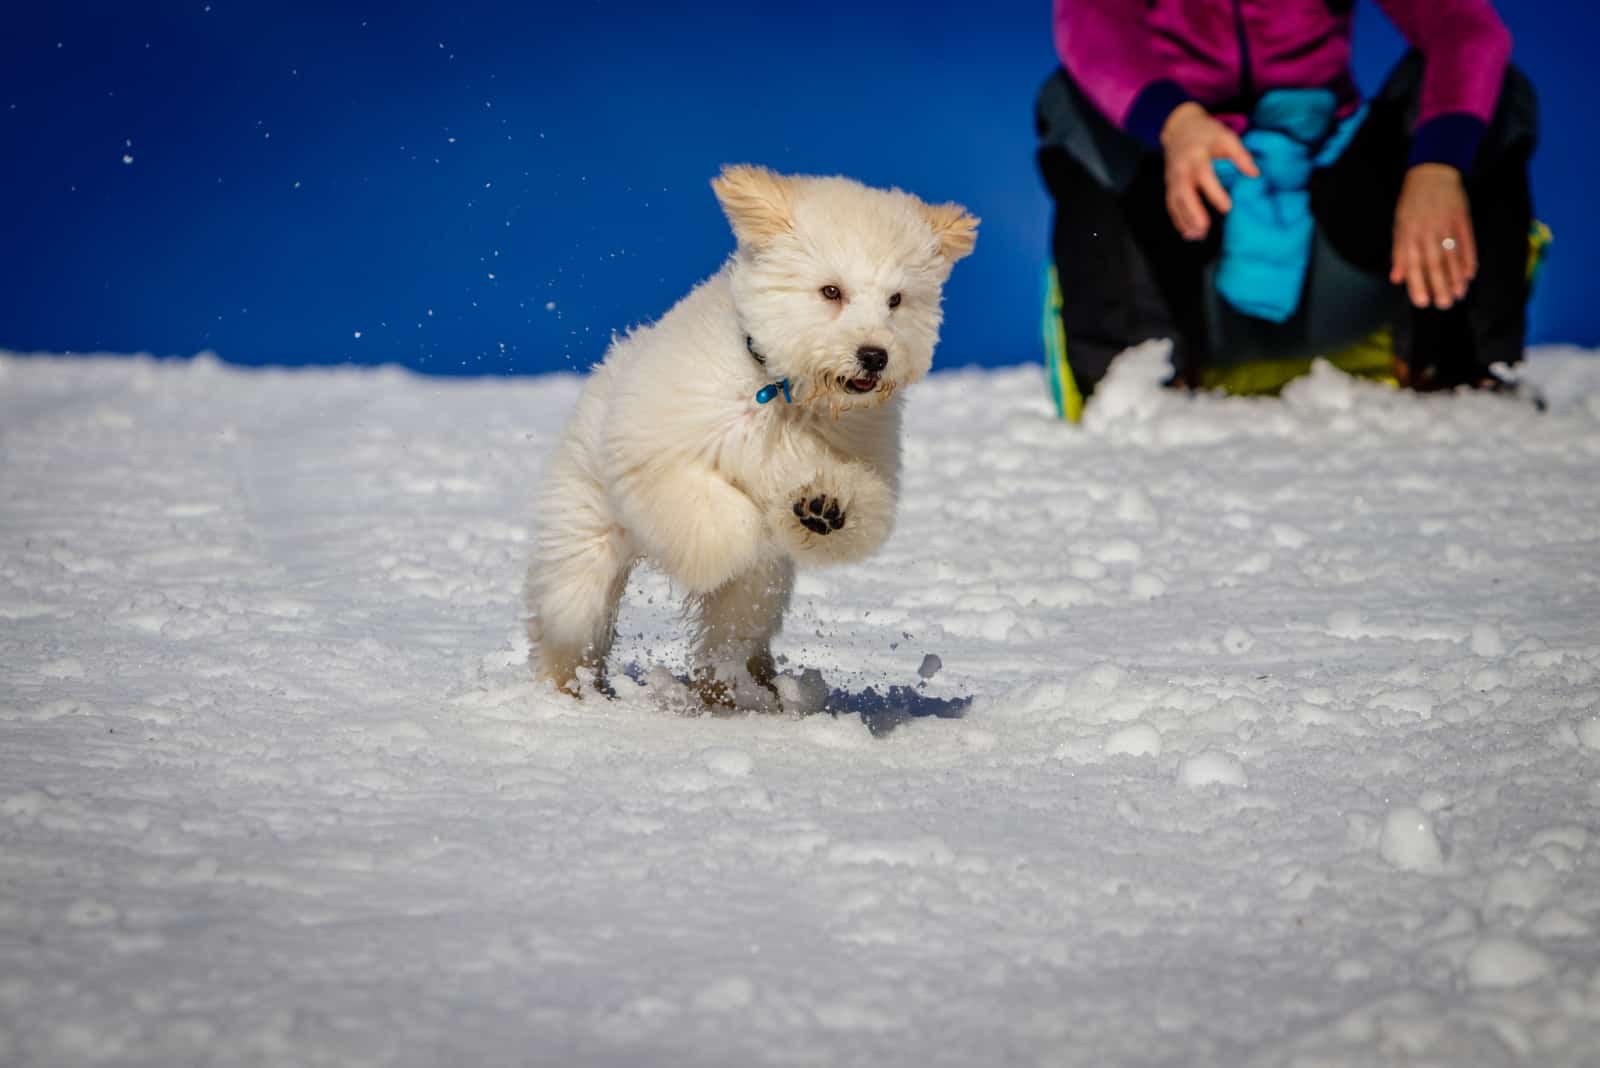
[772,466,893,565]
[792,493,847,536]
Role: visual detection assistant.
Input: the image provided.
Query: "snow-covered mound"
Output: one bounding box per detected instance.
[3,347,1599,1066]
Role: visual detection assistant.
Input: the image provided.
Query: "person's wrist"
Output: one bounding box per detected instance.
[1407,161,1463,183]
[1408,113,1485,175]
[1126,81,1194,150]
[1160,102,1207,149]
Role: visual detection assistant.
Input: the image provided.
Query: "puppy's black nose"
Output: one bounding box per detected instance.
[856,346,888,374]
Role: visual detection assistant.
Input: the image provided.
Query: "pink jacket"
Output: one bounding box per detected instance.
[1053,0,1512,171]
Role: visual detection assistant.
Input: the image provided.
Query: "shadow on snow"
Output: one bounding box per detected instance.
[825,685,970,737]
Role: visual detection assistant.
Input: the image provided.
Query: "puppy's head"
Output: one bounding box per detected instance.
[712,164,978,412]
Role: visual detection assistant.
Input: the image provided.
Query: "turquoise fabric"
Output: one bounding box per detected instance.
[1212,90,1367,323]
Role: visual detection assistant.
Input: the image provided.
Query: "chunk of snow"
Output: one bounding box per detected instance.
[1105,723,1162,758]
[1177,750,1246,787]
[1379,806,1444,872]
[1464,937,1552,989]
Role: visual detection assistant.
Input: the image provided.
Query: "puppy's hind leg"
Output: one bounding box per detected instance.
[688,554,795,709]
[525,457,635,695]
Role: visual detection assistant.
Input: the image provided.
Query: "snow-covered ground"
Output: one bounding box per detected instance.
[3,345,1599,1067]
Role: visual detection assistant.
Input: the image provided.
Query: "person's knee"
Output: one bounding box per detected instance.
[1500,64,1536,113]
[1372,49,1423,102]
[1495,63,1538,145]
[1037,144,1084,202]
[1036,66,1146,192]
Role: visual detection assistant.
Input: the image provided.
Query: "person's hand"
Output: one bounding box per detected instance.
[1159,101,1259,241]
[1390,163,1476,309]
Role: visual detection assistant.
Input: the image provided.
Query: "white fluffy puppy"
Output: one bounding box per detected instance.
[526,164,977,702]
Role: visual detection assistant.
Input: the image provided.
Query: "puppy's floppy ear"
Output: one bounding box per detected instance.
[712,164,795,247]
[920,201,980,263]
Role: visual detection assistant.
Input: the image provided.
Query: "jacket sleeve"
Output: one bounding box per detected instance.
[1375,0,1512,172]
[1053,0,1192,149]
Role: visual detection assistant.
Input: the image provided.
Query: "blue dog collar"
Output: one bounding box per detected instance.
[746,334,793,405]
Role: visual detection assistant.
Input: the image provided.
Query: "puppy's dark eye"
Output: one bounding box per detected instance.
[820,285,842,301]
[887,292,902,309]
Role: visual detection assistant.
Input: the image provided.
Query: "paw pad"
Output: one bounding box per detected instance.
[793,494,846,535]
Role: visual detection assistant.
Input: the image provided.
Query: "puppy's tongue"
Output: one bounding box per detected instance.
[847,374,880,393]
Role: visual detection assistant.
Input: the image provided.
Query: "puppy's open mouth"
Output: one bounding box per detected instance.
[842,374,881,394]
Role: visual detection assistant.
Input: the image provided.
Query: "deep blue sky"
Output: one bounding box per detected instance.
[1,2,1592,375]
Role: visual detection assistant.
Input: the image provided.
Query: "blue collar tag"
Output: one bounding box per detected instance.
[755,379,792,405]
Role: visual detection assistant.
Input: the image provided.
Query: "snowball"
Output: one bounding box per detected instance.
[1081,662,1125,691]
[1379,806,1444,872]
[1105,723,1162,758]
[40,657,85,679]
[1114,488,1156,524]
[1372,688,1434,719]
[773,668,828,715]
[1177,749,1247,787]
[1483,859,1558,915]
[693,976,754,1012]
[1079,339,1173,426]
[1577,717,1600,752]
[1416,789,1450,813]
[1425,905,1478,941]
[1526,907,1595,939]
[702,747,752,778]
[64,899,118,927]
[1332,959,1372,983]
[1464,937,1552,989]
[1327,609,1366,638]
[1469,666,1508,692]
[1094,539,1142,565]
[960,729,996,752]
[1270,524,1309,550]
[1470,623,1506,657]
[1529,826,1588,853]
[1130,573,1166,600]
